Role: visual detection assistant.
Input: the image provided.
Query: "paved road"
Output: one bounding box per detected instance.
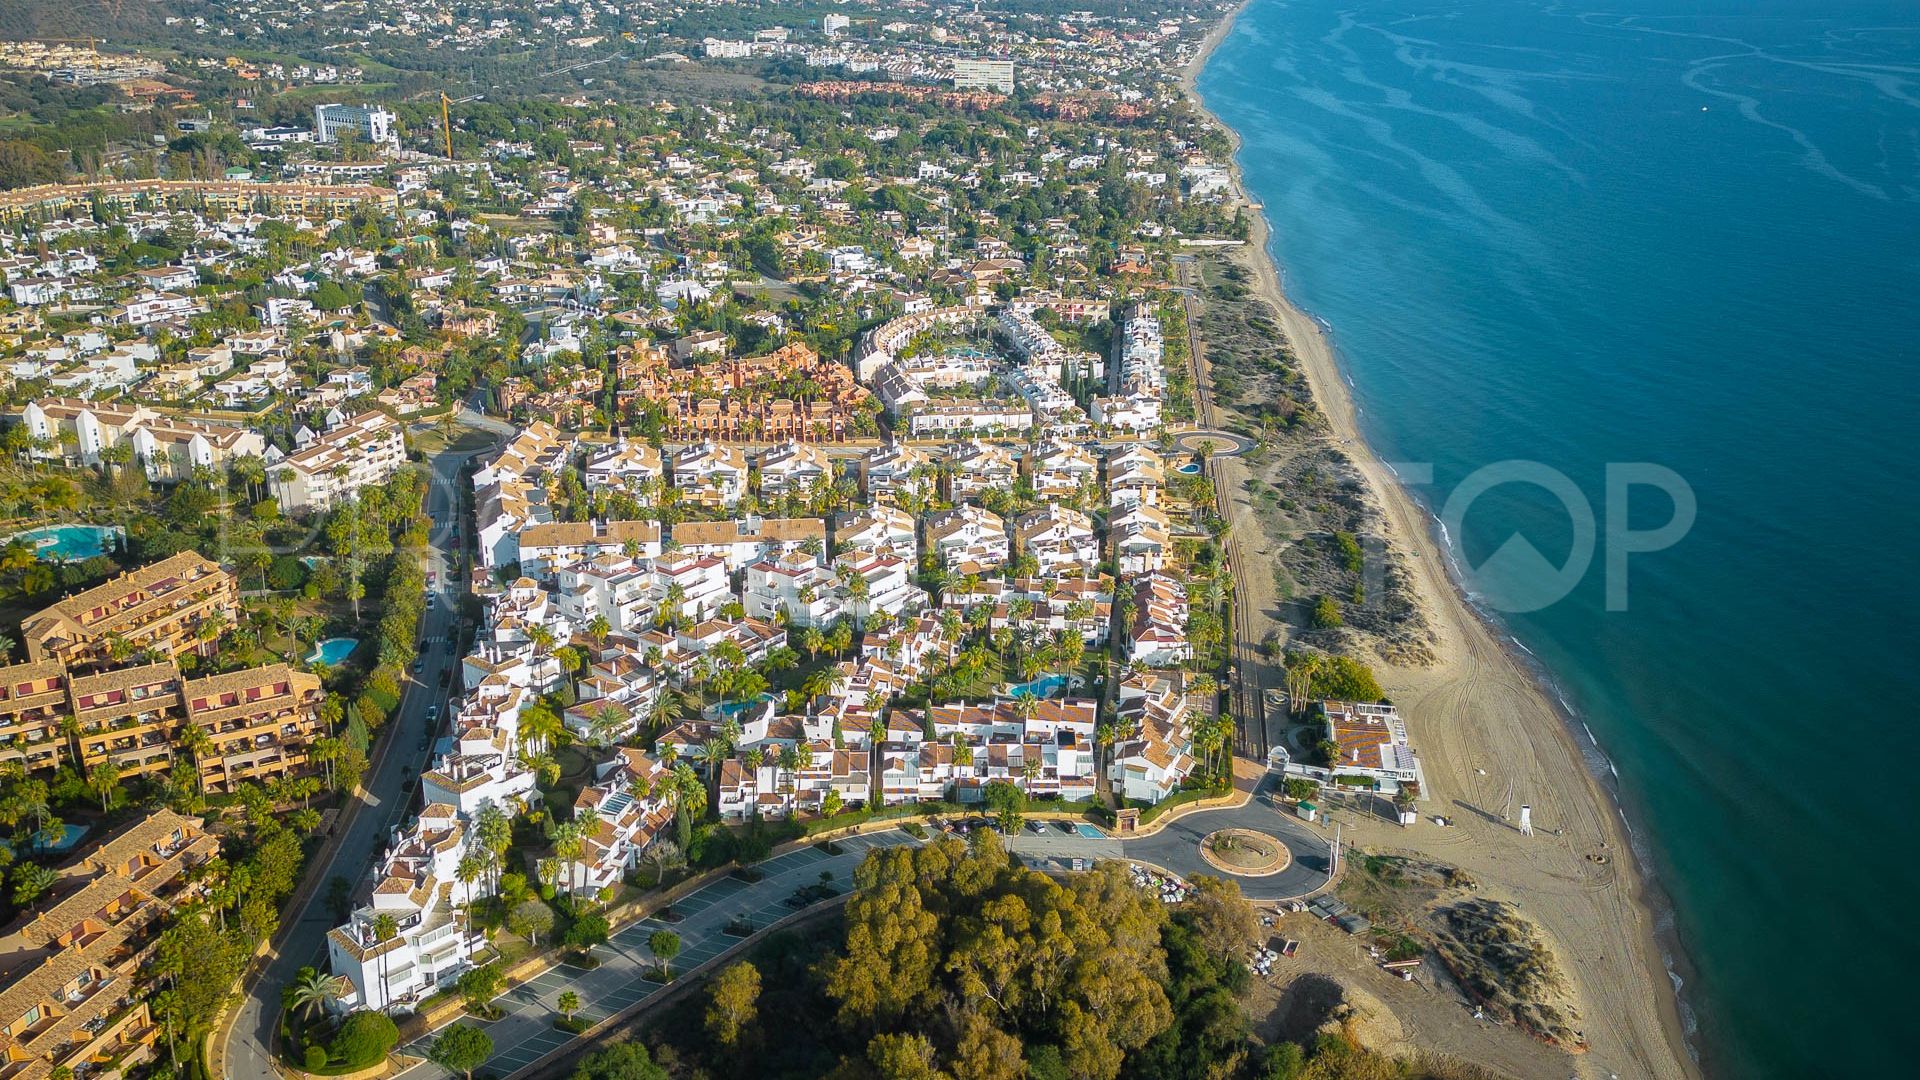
[392,792,1325,1077]
[1119,779,1333,900]
[223,424,502,1080]
[1010,776,1333,901]
[394,830,921,1079]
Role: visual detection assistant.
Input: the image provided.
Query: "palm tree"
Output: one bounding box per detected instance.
[286,967,339,1022]
[549,818,588,898]
[743,746,765,795]
[518,701,566,756]
[86,761,120,813]
[474,804,513,894]
[456,852,487,907]
[371,913,400,1008]
[778,743,804,802]
[527,624,556,659]
[179,726,216,794]
[695,738,731,814]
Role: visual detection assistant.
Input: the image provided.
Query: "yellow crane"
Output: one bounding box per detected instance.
[439,91,483,160]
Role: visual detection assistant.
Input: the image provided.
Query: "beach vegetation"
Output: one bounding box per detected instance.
[1312,657,1385,703]
[1333,531,1364,573]
[1311,595,1343,629]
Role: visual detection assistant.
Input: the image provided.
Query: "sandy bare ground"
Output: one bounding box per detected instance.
[1180,8,1697,1078]
[1247,913,1574,1079]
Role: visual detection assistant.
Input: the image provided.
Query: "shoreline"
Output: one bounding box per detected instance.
[1178,5,1699,1078]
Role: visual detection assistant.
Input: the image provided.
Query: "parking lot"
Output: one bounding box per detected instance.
[394,829,919,1079]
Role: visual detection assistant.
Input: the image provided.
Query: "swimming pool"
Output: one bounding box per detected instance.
[1005,673,1076,699]
[7,823,90,855]
[1177,461,1203,475]
[308,637,359,666]
[8,524,123,561]
[708,693,776,721]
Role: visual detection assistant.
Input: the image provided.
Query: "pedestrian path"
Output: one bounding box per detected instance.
[396,829,916,1078]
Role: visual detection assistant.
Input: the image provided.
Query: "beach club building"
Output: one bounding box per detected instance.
[1273,700,1421,794]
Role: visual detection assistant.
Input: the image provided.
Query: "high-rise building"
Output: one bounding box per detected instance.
[823,13,851,37]
[953,58,1015,93]
[314,102,396,145]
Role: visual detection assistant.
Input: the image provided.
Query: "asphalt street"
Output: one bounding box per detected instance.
[224,416,501,1080]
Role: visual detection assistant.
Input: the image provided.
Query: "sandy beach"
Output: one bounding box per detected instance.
[1180,6,1698,1078]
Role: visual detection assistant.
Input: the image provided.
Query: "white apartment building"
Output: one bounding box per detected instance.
[834,505,918,558]
[327,804,490,1011]
[558,747,674,896]
[757,442,834,499]
[834,549,926,628]
[270,410,406,513]
[1109,672,1197,805]
[314,102,397,145]
[742,551,848,629]
[18,397,266,481]
[583,440,663,496]
[670,441,748,508]
[516,519,664,578]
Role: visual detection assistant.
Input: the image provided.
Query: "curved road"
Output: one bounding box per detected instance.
[1008,775,1333,901]
[222,414,505,1080]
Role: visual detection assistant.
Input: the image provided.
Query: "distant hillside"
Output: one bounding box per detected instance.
[0,0,179,44]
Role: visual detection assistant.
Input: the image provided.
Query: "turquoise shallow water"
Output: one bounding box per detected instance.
[1199,1,1920,1075]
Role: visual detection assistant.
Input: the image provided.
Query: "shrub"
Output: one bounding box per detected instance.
[303,1044,329,1072]
[1310,595,1343,629]
[329,1010,398,1069]
[268,555,308,591]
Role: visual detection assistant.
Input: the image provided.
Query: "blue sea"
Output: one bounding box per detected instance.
[1198,1,1920,1076]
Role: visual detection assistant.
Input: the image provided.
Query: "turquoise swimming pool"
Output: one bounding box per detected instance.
[7,822,90,855]
[1005,673,1074,699]
[308,637,359,666]
[9,524,122,561]
[709,693,776,720]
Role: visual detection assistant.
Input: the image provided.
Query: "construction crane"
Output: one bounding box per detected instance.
[439,91,483,160]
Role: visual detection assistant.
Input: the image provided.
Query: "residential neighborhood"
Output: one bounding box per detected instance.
[0,3,1437,1080]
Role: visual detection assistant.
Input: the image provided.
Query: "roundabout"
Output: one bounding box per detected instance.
[1169,426,1257,458]
[1007,774,1333,901]
[1198,828,1293,877]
